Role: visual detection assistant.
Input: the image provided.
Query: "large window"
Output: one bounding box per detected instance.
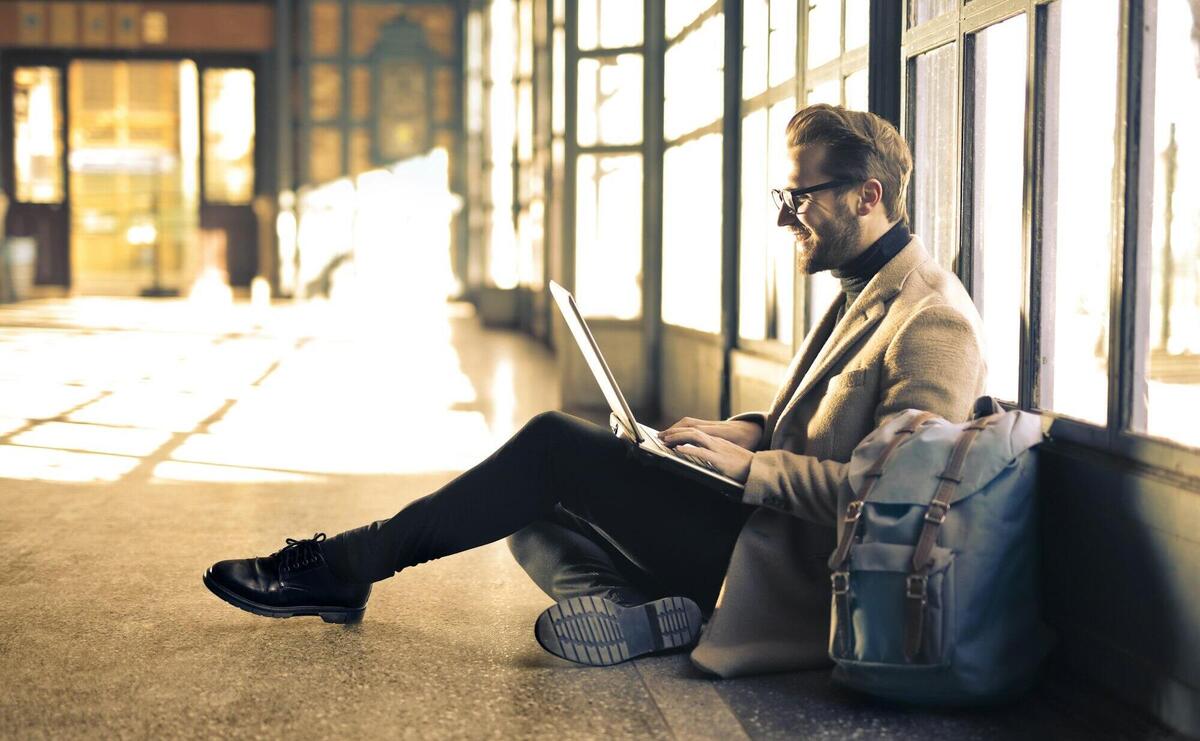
[969,14,1027,404]
[901,0,1200,455]
[804,0,871,332]
[1143,0,1200,447]
[574,0,644,318]
[661,1,725,333]
[739,0,798,346]
[202,69,256,205]
[13,66,64,204]
[1040,0,1120,426]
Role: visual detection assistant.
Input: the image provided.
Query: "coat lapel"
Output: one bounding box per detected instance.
[772,237,932,433]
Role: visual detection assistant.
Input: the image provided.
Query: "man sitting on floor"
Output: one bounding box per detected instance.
[203,104,985,676]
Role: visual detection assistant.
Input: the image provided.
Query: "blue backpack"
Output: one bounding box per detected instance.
[827,397,1053,705]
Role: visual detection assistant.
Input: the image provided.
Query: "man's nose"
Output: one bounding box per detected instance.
[777,206,796,228]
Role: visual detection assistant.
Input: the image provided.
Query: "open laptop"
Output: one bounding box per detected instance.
[549,280,745,497]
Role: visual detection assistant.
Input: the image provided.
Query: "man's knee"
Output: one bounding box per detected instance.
[520,410,572,440]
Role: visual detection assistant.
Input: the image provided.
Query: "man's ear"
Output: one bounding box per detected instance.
[857,179,884,216]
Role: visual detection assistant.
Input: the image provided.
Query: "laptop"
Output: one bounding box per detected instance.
[548,280,745,497]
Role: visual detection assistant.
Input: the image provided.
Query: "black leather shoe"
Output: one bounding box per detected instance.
[534,595,702,666]
[203,533,370,624]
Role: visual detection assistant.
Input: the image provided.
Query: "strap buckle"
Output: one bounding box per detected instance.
[905,574,928,601]
[924,500,950,525]
[844,500,865,524]
[831,571,851,595]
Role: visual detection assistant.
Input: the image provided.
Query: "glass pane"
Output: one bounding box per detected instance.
[349,127,371,175]
[575,154,643,318]
[1043,0,1118,425]
[310,64,341,122]
[1144,0,1200,446]
[909,0,955,28]
[577,54,643,146]
[310,1,341,56]
[309,127,342,183]
[663,134,724,332]
[845,0,869,50]
[664,14,724,140]
[972,15,1027,404]
[579,0,643,50]
[768,99,797,340]
[13,66,64,203]
[911,43,958,272]
[806,0,840,69]
[845,68,868,111]
[768,0,797,88]
[553,27,566,134]
[202,68,255,204]
[351,65,370,120]
[807,78,840,104]
[739,109,769,340]
[667,0,715,38]
[743,0,769,100]
[490,0,518,288]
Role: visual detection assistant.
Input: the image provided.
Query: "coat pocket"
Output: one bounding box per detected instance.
[826,367,867,391]
[830,541,955,667]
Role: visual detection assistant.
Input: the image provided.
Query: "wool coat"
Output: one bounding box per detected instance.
[690,235,987,677]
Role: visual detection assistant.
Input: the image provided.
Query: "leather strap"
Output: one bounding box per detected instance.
[902,413,1002,662]
[829,410,938,656]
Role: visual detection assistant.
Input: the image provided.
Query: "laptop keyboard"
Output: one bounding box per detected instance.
[642,427,718,471]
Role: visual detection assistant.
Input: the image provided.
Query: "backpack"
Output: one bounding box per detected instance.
[827,396,1053,706]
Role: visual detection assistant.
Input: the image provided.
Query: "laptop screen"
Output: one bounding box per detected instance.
[548,281,642,442]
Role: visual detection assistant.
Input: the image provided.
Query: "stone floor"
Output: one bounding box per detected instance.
[0,296,1180,739]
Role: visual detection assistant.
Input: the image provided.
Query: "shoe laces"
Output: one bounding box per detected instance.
[277,532,327,573]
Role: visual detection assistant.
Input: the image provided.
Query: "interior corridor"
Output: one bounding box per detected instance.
[0,296,1172,739]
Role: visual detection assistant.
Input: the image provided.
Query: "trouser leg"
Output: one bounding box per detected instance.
[506,504,657,608]
[321,411,753,613]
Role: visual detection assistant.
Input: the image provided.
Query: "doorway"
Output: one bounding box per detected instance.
[67,59,199,295]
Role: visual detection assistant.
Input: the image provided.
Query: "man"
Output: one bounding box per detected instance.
[204,105,984,676]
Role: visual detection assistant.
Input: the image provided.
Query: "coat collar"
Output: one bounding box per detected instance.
[772,236,932,432]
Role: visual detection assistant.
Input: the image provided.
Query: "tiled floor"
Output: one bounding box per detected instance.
[0,297,1176,739]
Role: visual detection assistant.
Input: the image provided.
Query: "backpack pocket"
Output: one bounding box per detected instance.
[830,541,956,667]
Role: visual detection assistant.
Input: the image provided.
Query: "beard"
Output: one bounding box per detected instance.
[792,200,863,274]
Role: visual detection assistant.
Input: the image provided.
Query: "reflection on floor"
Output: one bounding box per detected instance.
[0,298,1173,739]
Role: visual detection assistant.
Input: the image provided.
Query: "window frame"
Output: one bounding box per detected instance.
[901,0,1200,475]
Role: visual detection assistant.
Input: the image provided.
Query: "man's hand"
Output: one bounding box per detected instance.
[657,426,754,484]
[659,417,762,450]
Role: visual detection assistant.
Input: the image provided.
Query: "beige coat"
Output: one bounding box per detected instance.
[690,235,986,677]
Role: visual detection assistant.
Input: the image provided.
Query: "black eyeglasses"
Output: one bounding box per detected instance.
[771,180,855,215]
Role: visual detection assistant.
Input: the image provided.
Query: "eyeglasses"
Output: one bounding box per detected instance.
[771,180,855,216]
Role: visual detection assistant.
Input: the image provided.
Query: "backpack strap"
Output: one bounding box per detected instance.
[830,410,939,655]
[902,412,1003,662]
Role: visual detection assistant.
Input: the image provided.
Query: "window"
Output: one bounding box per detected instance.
[804,0,871,332]
[574,0,644,317]
[12,66,63,204]
[661,1,725,333]
[1040,0,1120,425]
[899,0,1200,455]
[740,0,799,345]
[970,14,1027,404]
[1142,0,1200,447]
[575,154,643,319]
[909,43,957,272]
[202,69,255,205]
[488,0,519,289]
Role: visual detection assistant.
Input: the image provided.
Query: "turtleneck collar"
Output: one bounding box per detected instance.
[832,220,910,301]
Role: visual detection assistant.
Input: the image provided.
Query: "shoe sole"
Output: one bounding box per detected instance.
[534,595,701,667]
[203,569,365,624]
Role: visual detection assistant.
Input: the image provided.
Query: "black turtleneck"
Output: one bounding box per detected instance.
[832,220,910,314]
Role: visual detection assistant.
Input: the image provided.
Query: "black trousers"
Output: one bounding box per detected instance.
[321,411,756,616]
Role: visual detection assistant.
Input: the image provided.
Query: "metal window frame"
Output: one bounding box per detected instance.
[901,0,1199,479]
[735,0,801,353]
